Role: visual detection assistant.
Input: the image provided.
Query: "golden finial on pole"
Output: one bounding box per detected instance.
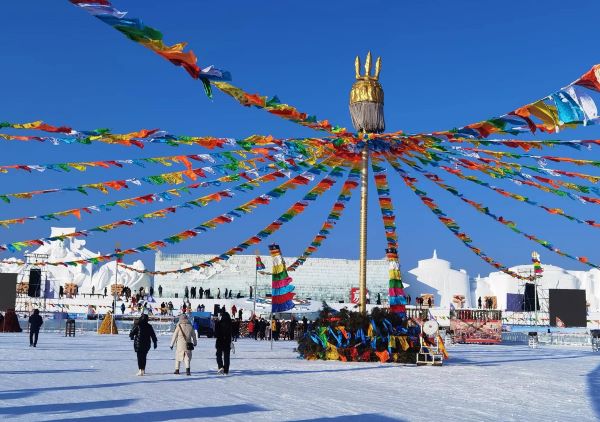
[375,56,381,80]
[349,52,386,314]
[349,52,385,132]
[364,51,372,77]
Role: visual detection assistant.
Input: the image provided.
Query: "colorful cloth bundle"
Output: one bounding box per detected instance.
[269,244,295,313]
[297,308,419,363]
[532,253,544,275]
[386,248,406,316]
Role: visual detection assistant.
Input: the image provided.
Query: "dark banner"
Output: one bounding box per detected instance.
[0,273,18,311]
[549,289,587,327]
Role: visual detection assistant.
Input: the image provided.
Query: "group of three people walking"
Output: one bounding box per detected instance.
[129,311,233,376]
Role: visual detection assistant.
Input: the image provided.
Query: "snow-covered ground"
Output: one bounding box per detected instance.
[0,333,598,421]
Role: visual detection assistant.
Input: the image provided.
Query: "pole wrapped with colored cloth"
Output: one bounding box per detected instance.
[269,244,295,313]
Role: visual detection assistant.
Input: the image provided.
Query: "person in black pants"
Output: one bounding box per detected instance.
[28,309,43,347]
[215,311,232,375]
[129,313,157,376]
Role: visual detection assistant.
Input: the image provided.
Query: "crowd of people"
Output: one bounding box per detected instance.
[177,285,242,300]
[246,315,307,341]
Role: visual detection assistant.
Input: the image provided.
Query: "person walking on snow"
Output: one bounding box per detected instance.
[28,309,43,347]
[129,313,157,376]
[215,311,233,375]
[170,314,197,376]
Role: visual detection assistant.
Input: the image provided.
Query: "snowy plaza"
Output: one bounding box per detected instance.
[0,333,598,422]
[4,1,600,421]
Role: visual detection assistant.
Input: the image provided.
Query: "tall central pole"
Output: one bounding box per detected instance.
[349,52,384,315]
[359,141,369,314]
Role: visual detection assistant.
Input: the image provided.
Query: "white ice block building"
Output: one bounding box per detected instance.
[153,251,390,303]
[3,226,599,311]
[406,250,472,308]
[0,227,151,296]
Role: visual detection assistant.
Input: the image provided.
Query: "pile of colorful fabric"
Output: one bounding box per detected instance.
[297,306,420,363]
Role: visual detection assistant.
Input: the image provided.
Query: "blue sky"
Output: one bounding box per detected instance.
[2,0,600,277]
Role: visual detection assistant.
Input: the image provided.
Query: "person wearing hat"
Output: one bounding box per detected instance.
[170,313,197,375]
[129,313,157,376]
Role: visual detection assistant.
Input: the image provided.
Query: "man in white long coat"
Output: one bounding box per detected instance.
[170,314,198,375]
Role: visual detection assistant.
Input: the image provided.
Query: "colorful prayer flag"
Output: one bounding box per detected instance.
[255,255,266,271]
[269,244,295,313]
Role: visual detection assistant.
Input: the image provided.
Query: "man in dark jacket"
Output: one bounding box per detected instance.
[28,309,43,347]
[214,311,232,375]
[129,314,157,376]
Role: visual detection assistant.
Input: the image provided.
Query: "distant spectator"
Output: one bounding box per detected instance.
[28,309,43,347]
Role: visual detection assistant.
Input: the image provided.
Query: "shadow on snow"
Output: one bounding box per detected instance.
[44,404,266,421]
[587,360,600,419]
[0,399,136,416]
[290,414,404,422]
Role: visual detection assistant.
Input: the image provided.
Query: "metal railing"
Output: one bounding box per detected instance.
[502,332,592,346]
[18,316,177,335]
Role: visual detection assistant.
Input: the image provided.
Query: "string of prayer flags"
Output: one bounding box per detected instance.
[0,158,313,229]
[118,166,348,275]
[425,159,600,229]
[397,157,599,270]
[287,165,360,270]
[0,148,289,175]
[388,157,537,280]
[0,159,322,253]
[371,162,406,315]
[69,0,230,97]
[27,162,344,268]
[69,1,350,136]
[0,154,311,204]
